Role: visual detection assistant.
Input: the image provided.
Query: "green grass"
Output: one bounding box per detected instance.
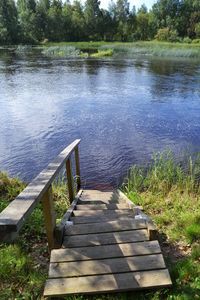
[41,41,200,59]
[1,153,200,300]
[0,172,69,300]
[122,151,200,299]
[90,49,113,58]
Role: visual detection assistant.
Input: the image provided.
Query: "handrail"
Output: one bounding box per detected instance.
[0,139,81,247]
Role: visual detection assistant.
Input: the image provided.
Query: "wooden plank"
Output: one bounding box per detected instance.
[73,209,134,217]
[0,139,81,237]
[75,146,81,191]
[49,254,166,278]
[63,229,149,247]
[70,215,135,224]
[66,158,74,203]
[80,190,115,201]
[78,199,126,205]
[116,190,158,240]
[51,241,162,262]
[43,269,172,296]
[42,185,56,251]
[54,189,83,248]
[65,219,147,236]
[75,203,131,210]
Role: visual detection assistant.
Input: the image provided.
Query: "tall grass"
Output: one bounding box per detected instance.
[0,172,70,299]
[42,41,200,59]
[123,151,200,197]
[122,151,200,299]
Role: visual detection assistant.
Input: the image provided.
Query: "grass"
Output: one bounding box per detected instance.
[90,49,113,58]
[41,41,200,59]
[0,150,200,299]
[122,151,200,299]
[0,172,69,300]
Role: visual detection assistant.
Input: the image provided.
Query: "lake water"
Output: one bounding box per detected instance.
[0,49,200,188]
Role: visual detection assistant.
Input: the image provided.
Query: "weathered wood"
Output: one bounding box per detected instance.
[44,269,172,296]
[42,185,56,251]
[51,240,162,262]
[65,219,147,236]
[0,139,81,238]
[49,254,166,278]
[73,209,134,217]
[76,203,130,210]
[70,215,135,224]
[63,229,149,248]
[44,188,172,297]
[54,190,83,248]
[75,146,81,191]
[80,190,116,201]
[66,158,74,203]
[117,190,157,240]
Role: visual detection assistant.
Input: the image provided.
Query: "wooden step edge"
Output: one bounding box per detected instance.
[53,189,83,248]
[43,269,172,297]
[64,220,147,236]
[48,253,167,279]
[117,190,157,240]
[50,240,162,263]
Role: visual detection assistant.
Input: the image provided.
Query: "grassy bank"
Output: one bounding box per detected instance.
[0,173,70,300]
[41,41,200,59]
[0,150,200,299]
[123,151,200,299]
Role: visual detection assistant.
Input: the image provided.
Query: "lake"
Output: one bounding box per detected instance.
[0,49,200,188]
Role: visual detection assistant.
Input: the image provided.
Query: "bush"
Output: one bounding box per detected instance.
[155,27,180,42]
[192,38,200,44]
[168,29,179,42]
[195,22,200,38]
[155,28,170,41]
[183,37,192,44]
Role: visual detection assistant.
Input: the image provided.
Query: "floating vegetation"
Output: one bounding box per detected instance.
[90,49,113,58]
[15,45,33,54]
[42,46,87,58]
[100,41,200,59]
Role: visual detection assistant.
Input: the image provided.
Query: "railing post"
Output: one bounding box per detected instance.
[75,146,81,192]
[66,158,74,203]
[42,184,56,251]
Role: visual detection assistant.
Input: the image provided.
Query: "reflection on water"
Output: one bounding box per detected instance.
[0,49,200,188]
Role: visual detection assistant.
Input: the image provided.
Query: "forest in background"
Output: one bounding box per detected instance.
[0,0,200,45]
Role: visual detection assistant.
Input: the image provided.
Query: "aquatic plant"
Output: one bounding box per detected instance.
[90,49,113,58]
[15,45,33,54]
[122,151,200,299]
[42,46,83,58]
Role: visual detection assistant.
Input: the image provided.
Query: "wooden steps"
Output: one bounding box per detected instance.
[43,189,172,298]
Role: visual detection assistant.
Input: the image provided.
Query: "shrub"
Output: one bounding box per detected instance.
[168,29,179,42]
[155,27,180,42]
[155,28,170,41]
[192,38,200,44]
[183,37,192,44]
[195,22,200,38]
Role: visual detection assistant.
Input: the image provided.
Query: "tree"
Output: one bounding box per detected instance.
[17,0,38,43]
[47,0,64,41]
[34,0,50,41]
[136,8,150,40]
[0,0,19,44]
[114,0,130,41]
[71,0,87,41]
[84,0,102,39]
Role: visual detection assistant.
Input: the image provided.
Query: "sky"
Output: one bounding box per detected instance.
[99,0,156,10]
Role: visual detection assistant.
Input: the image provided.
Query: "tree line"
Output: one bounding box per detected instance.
[0,0,200,44]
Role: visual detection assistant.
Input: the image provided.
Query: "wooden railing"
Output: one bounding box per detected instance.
[0,139,81,250]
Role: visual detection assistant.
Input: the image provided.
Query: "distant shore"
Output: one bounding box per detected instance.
[40,41,200,59]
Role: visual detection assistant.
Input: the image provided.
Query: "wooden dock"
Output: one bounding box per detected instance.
[44,189,171,297]
[0,140,172,298]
